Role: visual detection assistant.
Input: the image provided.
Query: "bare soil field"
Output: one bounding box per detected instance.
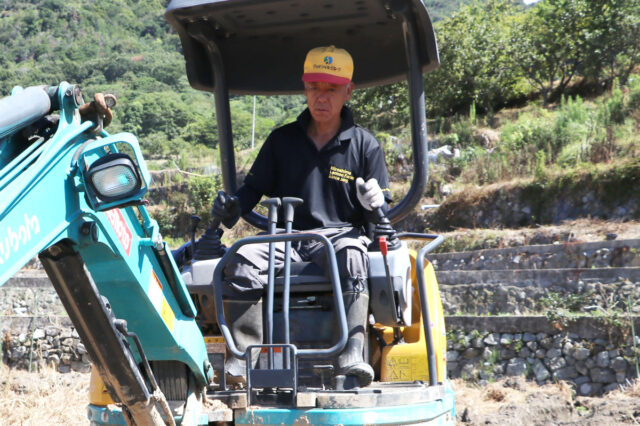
[0,365,88,426]
[1,364,638,425]
[453,377,640,425]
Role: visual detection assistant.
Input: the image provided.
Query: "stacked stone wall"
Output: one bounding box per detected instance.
[1,315,90,373]
[0,284,88,373]
[446,316,640,396]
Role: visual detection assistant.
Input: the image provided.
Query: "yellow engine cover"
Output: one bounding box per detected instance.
[379,250,447,383]
[88,365,115,406]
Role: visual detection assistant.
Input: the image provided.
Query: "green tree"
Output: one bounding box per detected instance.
[423,0,525,116]
[578,0,640,87]
[509,0,582,105]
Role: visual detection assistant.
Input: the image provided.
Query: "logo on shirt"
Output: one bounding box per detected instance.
[328,166,354,183]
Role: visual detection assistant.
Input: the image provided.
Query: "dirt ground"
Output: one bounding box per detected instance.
[452,377,640,425]
[1,364,639,425]
[0,365,88,426]
[435,218,640,252]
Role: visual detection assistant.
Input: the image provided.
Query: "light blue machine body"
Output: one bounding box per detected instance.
[0,82,210,388]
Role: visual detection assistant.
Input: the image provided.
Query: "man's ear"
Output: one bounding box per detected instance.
[346,82,354,100]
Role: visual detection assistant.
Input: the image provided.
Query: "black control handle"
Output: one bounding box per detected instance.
[190,215,201,245]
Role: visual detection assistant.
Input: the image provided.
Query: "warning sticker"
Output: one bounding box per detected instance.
[148,270,175,332]
[104,208,132,256]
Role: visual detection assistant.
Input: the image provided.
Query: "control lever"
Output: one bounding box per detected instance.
[192,214,225,260]
[281,197,303,368]
[260,197,282,368]
[186,215,201,261]
[369,206,400,251]
[378,235,401,329]
[190,215,201,243]
[355,180,398,250]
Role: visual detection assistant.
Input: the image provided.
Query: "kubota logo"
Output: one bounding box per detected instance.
[0,214,40,265]
[324,56,333,65]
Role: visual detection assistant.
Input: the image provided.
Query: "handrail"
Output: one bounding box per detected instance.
[213,232,348,359]
[396,232,445,387]
[416,234,444,386]
[387,2,430,224]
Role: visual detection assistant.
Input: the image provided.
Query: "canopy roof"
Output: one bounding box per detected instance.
[165,0,439,95]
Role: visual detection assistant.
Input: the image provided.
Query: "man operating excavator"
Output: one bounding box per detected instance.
[212,45,392,388]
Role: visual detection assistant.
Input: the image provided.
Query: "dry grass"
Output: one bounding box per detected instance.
[0,364,89,426]
[1,365,639,425]
[452,378,530,417]
[433,218,640,253]
[484,387,506,402]
[605,378,640,400]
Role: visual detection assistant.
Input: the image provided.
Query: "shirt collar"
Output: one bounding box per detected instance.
[297,106,357,150]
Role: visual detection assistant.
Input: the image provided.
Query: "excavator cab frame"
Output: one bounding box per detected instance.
[164,0,440,228]
[163,0,455,425]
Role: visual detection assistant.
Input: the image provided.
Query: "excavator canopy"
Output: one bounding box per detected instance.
[165,0,439,95]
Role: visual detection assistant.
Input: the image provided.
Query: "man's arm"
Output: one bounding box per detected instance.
[236,185,262,216]
[211,132,277,228]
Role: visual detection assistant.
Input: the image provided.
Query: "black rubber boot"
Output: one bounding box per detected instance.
[223,298,263,383]
[337,292,374,388]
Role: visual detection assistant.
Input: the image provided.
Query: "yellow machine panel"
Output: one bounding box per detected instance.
[379,250,447,383]
[89,366,115,406]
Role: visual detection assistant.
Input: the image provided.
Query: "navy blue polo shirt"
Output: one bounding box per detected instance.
[240,106,392,230]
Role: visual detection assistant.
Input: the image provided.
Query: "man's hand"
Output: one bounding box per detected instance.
[356,177,384,211]
[211,191,240,228]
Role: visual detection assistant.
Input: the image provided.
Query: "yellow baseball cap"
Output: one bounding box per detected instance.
[302,46,354,85]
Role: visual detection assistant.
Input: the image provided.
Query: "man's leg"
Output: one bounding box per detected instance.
[307,227,374,387]
[221,241,302,380]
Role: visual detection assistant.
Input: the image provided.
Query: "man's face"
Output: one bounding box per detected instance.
[304,81,354,124]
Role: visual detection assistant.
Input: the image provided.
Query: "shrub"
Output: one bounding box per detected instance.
[501,117,554,153]
[534,150,547,181]
[451,117,476,147]
[187,174,222,215]
[603,82,626,125]
[628,76,640,111]
[552,96,593,158]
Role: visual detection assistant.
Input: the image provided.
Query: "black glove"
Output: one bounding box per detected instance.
[211,191,240,228]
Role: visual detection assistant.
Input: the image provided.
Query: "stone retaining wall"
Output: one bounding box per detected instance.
[441,277,640,315]
[0,316,90,373]
[430,240,640,271]
[427,167,640,230]
[0,285,87,373]
[446,316,640,396]
[0,286,65,317]
[2,280,639,395]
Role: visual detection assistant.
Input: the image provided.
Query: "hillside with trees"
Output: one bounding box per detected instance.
[1,0,639,241]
